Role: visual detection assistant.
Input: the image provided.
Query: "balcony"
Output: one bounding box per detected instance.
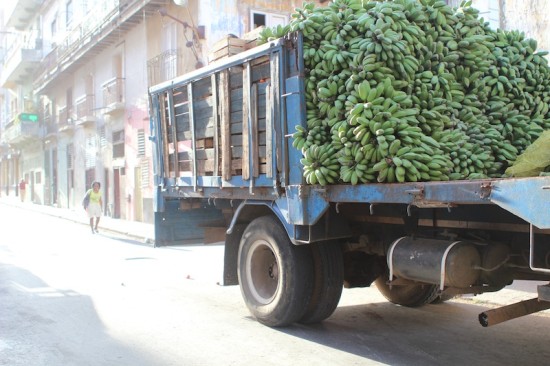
[75,94,96,126]
[2,118,41,146]
[43,114,58,144]
[102,77,125,114]
[57,106,75,134]
[4,0,44,30]
[34,0,165,94]
[1,30,43,88]
[147,49,181,86]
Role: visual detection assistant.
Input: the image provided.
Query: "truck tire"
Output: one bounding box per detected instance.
[430,292,457,304]
[238,216,314,327]
[300,241,344,324]
[375,276,440,307]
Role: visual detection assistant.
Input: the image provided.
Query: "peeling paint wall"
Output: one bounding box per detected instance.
[469,0,549,51]
[501,0,550,52]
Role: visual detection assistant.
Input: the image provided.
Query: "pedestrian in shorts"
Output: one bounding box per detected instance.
[85,181,103,234]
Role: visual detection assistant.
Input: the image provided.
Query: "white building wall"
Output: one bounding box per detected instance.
[502,0,550,52]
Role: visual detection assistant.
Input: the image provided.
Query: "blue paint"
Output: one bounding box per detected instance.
[491,176,550,229]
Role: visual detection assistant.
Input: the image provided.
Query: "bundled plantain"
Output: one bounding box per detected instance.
[259,0,550,184]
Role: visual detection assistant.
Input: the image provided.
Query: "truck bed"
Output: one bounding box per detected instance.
[149,33,549,230]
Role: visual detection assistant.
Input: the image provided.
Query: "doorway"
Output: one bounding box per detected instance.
[113,168,121,218]
[134,166,143,222]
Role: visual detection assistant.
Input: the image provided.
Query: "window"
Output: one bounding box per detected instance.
[113,129,125,158]
[51,18,57,38]
[66,88,72,115]
[137,129,146,157]
[67,143,74,190]
[35,171,42,184]
[67,143,74,170]
[85,169,95,189]
[141,159,150,189]
[253,13,266,28]
[250,10,288,31]
[66,0,73,27]
[98,126,107,149]
[85,135,96,168]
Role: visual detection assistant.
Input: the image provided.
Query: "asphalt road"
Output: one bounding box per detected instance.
[1,204,549,366]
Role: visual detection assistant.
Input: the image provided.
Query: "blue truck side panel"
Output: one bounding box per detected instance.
[491,177,550,229]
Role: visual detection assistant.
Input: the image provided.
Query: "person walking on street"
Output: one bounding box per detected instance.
[86,181,103,234]
[19,179,26,203]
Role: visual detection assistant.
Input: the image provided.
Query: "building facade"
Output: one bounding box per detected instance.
[0,0,44,202]
[1,0,323,222]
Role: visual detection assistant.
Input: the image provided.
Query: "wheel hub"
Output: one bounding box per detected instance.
[268,262,278,279]
[246,240,279,305]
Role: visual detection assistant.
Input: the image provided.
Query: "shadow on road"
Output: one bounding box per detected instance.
[276,299,550,366]
[0,263,163,366]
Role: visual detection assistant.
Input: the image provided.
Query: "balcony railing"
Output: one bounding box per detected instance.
[1,29,43,87]
[102,77,125,113]
[4,0,45,30]
[147,49,180,86]
[75,94,96,123]
[2,120,41,146]
[34,0,164,93]
[56,105,74,132]
[59,0,119,59]
[44,113,58,139]
[76,95,93,118]
[58,106,69,124]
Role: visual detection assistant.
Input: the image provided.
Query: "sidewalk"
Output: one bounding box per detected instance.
[0,196,155,245]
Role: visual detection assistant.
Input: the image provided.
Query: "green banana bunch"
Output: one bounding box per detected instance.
[257,0,550,184]
[302,144,340,185]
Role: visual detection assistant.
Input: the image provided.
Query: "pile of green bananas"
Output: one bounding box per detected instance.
[259,0,550,185]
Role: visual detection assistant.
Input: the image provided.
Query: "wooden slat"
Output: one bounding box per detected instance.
[196,138,214,149]
[229,67,244,88]
[192,77,212,98]
[251,83,259,178]
[265,82,273,178]
[211,74,220,177]
[209,45,246,62]
[231,119,266,134]
[167,90,179,177]
[212,36,247,51]
[159,93,171,177]
[231,146,267,159]
[242,62,251,180]
[178,148,215,161]
[230,110,243,124]
[188,83,197,190]
[220,70,232,181]
[270,51,281,178]
[228,159,267,174]
[251,61,271,82]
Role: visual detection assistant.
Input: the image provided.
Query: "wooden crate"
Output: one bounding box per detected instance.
[242,26,264,50]
[208,36,247,63]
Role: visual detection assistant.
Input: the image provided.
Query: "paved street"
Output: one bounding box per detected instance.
[1,203,550,366]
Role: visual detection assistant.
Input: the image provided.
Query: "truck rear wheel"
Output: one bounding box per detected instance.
[238,216,313,327]
[375,276,440,307]
[300,241,344,324]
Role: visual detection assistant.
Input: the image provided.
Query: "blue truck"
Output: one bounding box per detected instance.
[148,33,550,327]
